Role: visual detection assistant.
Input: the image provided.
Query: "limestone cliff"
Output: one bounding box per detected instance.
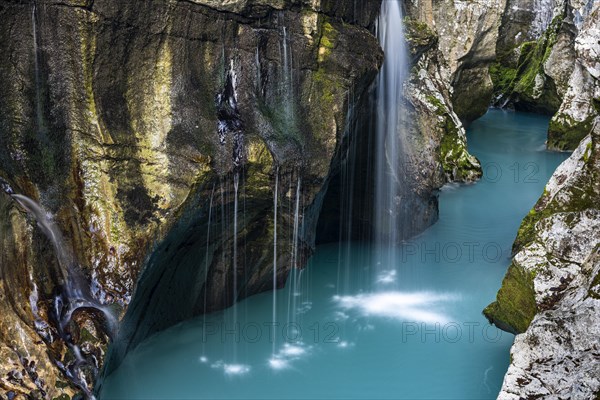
[485,119,600,398]
[484,5,600,392]
[491,0,599,149]
[0,0,384,396]
[548,3,600,150]
[0,0,485,396]
[406,0,507,124]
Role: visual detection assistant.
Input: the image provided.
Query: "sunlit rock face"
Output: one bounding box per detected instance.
[405,0,507,124]
[548,3,600,150]
[490,0,599,144]
[0,0,384,395]
[485,120,600,398]
[485,3,600,396]
[491,0,574,114]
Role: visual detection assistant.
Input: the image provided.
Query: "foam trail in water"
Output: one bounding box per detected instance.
[268,342,310,371]
[333,291,460,324]
[211,361,251,376]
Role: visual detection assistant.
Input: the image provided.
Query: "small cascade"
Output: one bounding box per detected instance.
[271,167,279,355]
[201,184,215,351]
[12,195,72,282]
[279,21,296,128]
[291,175,301,270]
[216,60,244,167]
[373,0,409,260]
[232,171,240,356]
[7,192,115,398]
[286,174,302,325]
[255,46,261,92]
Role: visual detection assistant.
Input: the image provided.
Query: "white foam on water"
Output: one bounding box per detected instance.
[268,343,310,371]
[333,291,459,324]
[376,270,397,284]
[280,344,305,357]
[211,361,251,376]
[268,357,289,370]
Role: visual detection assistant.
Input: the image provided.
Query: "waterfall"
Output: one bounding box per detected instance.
[374,1,409,250]
[279,21,296,132]
[9,194,116,399]
[201,184,215,352]
[286,174,302,325]
[255,46,261,91]
[292,175,301,270]
[232,171,239,358]
[12,195,73,283]
[272,167,279,355]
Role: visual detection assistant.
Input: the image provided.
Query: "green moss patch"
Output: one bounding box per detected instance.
[403,17,437,59]
[483,263,538,334]
[491,15,564,111]
[548,115,594,151]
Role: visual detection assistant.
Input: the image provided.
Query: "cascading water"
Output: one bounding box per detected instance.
[4,186,115,397]
[271,167,279,357]
[201,184,215,353]
[373,0,410,265]
[232,174,239,306]
[286,175,302,326]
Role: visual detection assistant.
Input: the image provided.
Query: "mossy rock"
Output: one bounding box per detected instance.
[438,112,482,181]
[403,17,437,63]
[548,115,594,151]
[483,263,538,334]
[491,14,565,113]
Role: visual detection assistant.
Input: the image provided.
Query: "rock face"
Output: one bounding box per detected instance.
[548,3,600,149]
[0,0,483,396]
[491,0,599,149]
[0,0,385,396]
[406,0,507,124]
[485,120,600,399]
[491,0,575,114]
[485,2,600,397]
[402,0,492,179]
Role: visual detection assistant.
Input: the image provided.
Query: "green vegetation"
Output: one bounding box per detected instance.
[548,115,594,150]
[483,263,538,334]
[403,17,437,56]
[589,269,600,299]
[318,20,338,61]
[425,95,482,181]
[491,15,564,110]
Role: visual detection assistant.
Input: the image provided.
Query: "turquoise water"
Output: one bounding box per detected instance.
[100,110,570,399]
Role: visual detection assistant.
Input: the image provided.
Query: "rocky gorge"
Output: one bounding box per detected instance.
[0,0,598,398]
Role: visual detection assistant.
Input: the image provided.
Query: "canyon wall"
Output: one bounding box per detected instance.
[0,0,481,396]
[485,2,600,398]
